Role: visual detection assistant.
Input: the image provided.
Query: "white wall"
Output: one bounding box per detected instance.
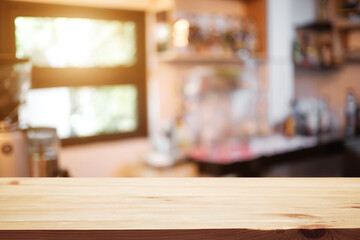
[291,0,316,26]
[266,0,320,125]
[60,138,150,177]
[267,0,294,125]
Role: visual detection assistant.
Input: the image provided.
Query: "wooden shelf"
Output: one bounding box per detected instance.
[338,8,360,12]
[159,52,265,64]
[296,19,360,31]
[335,19,360,30]
[294,16,360,68]
[297,21,333,31]
[0,178,360,239]
[295,65,341,72]
[159,52,245,64]
[155,0,267,56]
[345,50,360,62]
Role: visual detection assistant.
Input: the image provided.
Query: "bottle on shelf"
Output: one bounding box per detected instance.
[345,89,357,137]
[243,18,258,53]
[284,114,296,138]
[318,97,332,135]
[169,11,258,57]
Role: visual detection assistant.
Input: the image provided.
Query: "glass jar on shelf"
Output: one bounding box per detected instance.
[181,62,266,163]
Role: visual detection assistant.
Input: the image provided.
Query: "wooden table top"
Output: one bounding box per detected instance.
[1,178,359,239]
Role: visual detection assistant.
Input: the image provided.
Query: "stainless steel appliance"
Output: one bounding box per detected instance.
[0,56,31,177]
[0,56,64,177]
[27,127,60,177]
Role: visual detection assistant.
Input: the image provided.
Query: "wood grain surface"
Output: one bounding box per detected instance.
[0,178,360,239]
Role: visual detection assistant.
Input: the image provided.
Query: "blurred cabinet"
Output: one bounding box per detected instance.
[294,21,344,69]
[148,0,269,164]
[153,0,267,63]
[293,0,360,70]
[148,0,268,125]
[336,0,360,62]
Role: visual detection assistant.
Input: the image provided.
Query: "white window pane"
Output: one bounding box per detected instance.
[19,85,138,138]
[19,87,72,138]
[15,17,137,68]
[70,85,138,137]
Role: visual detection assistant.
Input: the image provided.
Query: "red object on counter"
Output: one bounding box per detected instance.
[187,144,257,164]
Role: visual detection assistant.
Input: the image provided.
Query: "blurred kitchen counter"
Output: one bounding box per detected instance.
[188,133,343,165]
[59,138,199,177]
[58,134,345,177]
[188,133,345,177]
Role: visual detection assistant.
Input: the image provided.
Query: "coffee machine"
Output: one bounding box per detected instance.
[0,56,31,177]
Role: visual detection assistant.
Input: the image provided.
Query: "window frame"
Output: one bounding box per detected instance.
[0,1,148,146]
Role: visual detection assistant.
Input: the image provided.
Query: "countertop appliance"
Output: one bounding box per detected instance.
[0,56,31,177]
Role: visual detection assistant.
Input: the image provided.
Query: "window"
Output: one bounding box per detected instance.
[20,85,138,139]
[0,1,147,145]
[15,17,137,68]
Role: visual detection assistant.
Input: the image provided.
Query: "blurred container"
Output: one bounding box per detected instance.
[0,122,29,177]
[182,63,265,157]
[345,89,357,137]
[0,56,31,177]
[292,97,333,136]
[26,127,60,177]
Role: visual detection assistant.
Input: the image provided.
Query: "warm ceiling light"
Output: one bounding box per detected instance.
[172,18,189,48]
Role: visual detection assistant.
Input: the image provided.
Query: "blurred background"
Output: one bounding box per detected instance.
[0,0,360,177]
